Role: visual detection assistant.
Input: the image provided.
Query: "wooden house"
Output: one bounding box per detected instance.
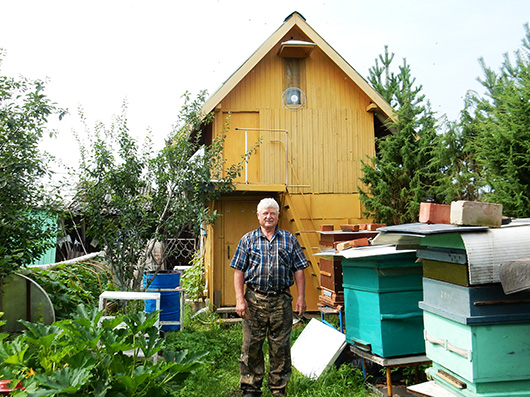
[199,11,395,310]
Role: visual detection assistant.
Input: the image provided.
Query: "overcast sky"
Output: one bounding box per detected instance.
[2,0,530,171]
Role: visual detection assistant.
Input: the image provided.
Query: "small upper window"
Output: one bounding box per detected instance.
[282,87,306,110]
[286,87,301,105]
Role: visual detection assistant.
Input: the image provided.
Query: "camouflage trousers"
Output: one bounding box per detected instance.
[240,287,293,394]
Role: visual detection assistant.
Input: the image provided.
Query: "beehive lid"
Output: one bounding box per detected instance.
[499,257,530,294]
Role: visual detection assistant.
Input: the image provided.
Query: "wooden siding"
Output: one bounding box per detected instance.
[215,37,376,194]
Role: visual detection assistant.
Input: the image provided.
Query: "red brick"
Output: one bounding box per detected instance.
[340,224,360,232]
[419,202,451,224]
[350,237,370,247]
[320,224,334,231]
[366,223,386,231]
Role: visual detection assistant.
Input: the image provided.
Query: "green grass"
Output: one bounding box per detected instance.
[164,305,373,396]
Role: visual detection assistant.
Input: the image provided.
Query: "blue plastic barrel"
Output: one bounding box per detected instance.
[142,271,181,331]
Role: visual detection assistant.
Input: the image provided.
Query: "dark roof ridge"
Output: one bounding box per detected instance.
[284,11,306,22]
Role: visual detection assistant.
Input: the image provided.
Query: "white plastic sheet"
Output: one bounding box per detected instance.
[291,318,346,379]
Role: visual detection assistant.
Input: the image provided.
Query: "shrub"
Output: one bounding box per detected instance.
[0,305,206,396]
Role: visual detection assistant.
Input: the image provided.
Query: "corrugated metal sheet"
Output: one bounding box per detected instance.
[373,224,488,249]
[462,225,530,285]
[30,211,57,266]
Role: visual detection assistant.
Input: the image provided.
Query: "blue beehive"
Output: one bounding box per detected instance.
[341,246,424,357]
[420,277,530,325]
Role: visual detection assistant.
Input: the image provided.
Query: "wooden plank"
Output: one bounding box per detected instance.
[318,305,342,314]
[407,381,458,397]
[349,345,430,368]
[436,369,467,389]
[282,192,320,292]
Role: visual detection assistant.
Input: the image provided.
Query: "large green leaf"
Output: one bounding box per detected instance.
[30,367,92,396]
[1,339,29,366]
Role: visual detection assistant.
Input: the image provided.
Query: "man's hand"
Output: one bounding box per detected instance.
[295,296,306,317]
[233,269,248,318]
[236,298,249,318]
[294,269,306,316]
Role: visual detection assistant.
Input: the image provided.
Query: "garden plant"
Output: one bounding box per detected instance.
[21,260,112,320]
[0,305,206,396]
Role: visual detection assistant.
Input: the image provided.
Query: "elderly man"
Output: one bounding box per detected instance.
[230,198,308,397]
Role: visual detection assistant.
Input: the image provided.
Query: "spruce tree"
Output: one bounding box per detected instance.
[359,46,440,225]
[429,106,483,204]
[465,24,530,216]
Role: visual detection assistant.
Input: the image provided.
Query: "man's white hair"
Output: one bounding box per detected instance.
[257,198,280,213]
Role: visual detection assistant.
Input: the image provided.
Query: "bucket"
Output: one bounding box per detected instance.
[142,271,181,331]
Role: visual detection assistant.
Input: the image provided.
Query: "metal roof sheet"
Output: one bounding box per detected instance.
[317,244,415,259]
[462,225,530,284]
[377,223,488,235]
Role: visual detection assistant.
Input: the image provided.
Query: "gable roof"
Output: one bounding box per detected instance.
[201,11,395,122]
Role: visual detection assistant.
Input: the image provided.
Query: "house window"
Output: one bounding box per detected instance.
[282,87,306,110]
[285,87,302,105]
[285,58,300,88]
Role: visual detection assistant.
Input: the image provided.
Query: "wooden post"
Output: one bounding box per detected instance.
[386,367,393,396]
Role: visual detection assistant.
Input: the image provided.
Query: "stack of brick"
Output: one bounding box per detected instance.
[317,223,384,307]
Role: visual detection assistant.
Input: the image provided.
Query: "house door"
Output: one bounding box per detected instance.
[222,112,261,184]
[220,199,260,306]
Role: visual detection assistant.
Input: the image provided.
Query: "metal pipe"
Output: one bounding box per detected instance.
[285,131,288,186]
[244,130,248,184]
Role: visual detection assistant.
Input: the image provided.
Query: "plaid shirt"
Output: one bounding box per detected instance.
[230,227,309,291]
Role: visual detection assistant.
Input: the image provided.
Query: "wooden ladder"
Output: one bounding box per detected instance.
[281,191,321,291]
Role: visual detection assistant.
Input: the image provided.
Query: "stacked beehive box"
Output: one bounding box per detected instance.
[416,225,530,396]
[317,225,378,307]
[336,245,425,357]
[361,202,530,395]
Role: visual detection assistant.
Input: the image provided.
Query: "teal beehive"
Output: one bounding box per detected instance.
[341,246,424,357]
[424,310,530,395]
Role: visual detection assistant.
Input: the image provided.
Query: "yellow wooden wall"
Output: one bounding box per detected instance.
[213,27,376,195]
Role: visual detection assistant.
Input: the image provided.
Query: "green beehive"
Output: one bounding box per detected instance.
[341,246,424,357]
[424,310,530,395]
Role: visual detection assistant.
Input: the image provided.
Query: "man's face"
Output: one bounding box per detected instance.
[257,207,279,230]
